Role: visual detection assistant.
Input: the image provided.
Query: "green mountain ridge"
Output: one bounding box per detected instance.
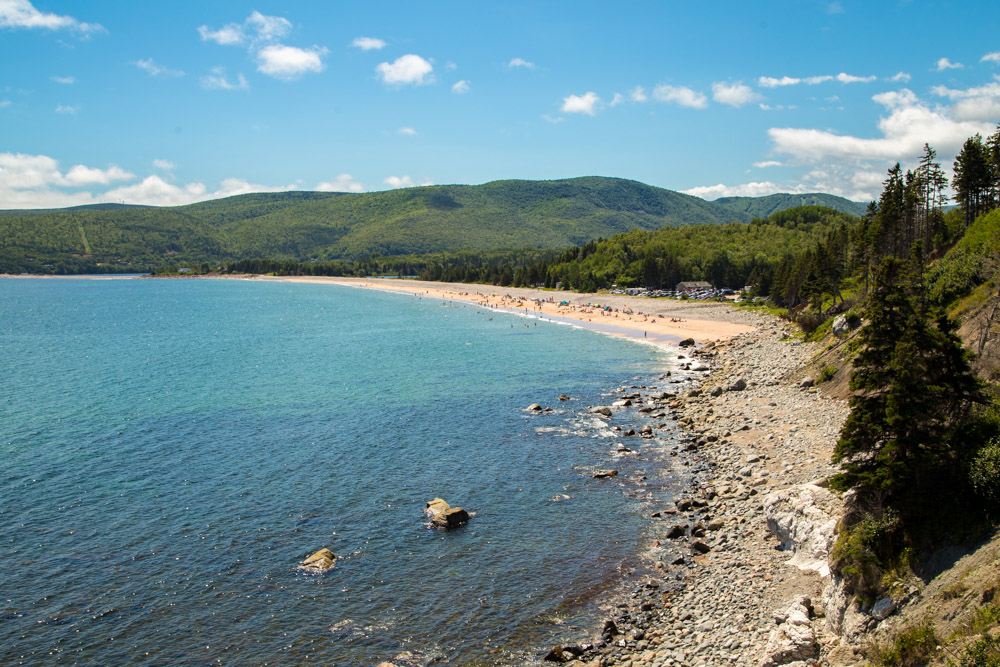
[0,176,865,273]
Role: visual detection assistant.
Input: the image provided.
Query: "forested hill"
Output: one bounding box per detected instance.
[713,192,869,219]
[0,176,864,273]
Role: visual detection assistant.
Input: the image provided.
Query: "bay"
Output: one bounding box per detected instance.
[0,278,683,665]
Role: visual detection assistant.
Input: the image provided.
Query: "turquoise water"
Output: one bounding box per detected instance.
[0,278,681,665]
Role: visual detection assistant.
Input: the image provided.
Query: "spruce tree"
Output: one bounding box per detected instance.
[832,255,985,511]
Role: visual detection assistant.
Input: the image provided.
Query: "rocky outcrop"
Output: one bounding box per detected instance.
[759,596,819,666]
[425,498,470,528]
[299,548,337,572]
[764,482,841,577]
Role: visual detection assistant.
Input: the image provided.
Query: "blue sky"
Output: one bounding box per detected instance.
[2,0,999,208]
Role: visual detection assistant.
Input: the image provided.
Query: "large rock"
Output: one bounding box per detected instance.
[589,406,613,417]
[759,596,818,666]
[764,482,841,577]
[299,548,337,572]
[432,507,471,528]
[592,469,618,479]
[426,498,470,528]
[678,337,696,347]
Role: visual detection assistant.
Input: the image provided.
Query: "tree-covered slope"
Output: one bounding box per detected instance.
[713,192,869,220]
[0,176,866,272]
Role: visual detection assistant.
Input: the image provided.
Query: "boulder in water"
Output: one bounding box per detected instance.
[299,548,336,572]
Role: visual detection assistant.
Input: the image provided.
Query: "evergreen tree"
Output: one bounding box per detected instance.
[832,256,986,509]
[954,134,996,227]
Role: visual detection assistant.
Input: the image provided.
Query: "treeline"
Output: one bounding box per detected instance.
[509,205,858,293]
[217,248,562,284]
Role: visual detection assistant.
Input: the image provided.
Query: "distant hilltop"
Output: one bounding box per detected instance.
[0,176,867,273]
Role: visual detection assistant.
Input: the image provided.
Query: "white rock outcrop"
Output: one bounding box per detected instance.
[764,482,841,577]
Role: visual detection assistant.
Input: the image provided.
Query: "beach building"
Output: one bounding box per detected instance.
[675,281,713,293]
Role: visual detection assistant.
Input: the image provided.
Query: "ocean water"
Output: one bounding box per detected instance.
[0,278,684,665]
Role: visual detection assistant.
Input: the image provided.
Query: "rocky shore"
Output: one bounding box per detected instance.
[546,313,850,667]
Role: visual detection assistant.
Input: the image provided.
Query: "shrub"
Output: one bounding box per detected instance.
[970,438,1000,510]
[958,633,1000,666]
[869,620,938,666]
[817,365,837,383]
[831,508,902,599]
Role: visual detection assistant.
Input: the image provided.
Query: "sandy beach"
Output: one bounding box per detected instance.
[233,275,759,346]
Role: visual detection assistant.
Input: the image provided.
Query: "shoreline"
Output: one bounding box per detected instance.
[211,275,758,347]
[6,273,848,664]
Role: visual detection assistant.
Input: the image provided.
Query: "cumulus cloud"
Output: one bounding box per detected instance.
[681,181,805,200]
[630,86,647,102]
[753,160,783,168]
[609,92,625,107]
[316,174,364,193]
[983,52,1000,64]
[888,71,911,82]
[935,57,963,71]
[51,75,74,84]
[136,58,184,77]
[712,81,761,108]
[451,79,470,94]
[541,114,564,124]
[0,0,105,34]
[384,175,414,188]
[652,84,707,109]
[256,44,327,80]
[769,88,990,162]
[0,152,301,208]
[352,36,385,50]
[376,54,434,85]
[54,104,79,115]
[152,159,175,170]
[758,75,802,88]
[508,57,535,69]
[198,10,291,47]
[200,67,249,91]
[561,91,601,116]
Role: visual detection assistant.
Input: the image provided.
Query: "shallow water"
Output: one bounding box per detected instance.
[0,278,683,665]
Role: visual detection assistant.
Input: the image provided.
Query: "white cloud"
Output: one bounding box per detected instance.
[508,57,535,69]
[376,54,434,86]
[931,81,1000,100]
[888,71,911,82]
[763,86,997,199]
[561,91,601,116]
[609,92,625,107]
[135,58,184,78]
[827,2,844,14]
[753,160,783,168]
[352,36,385,51]
[64,164,133,186]
[541,114,564,124]
[0,99,11,108]
[835,72,876,84]
[384,175,414,188]
[758,75,801,88]
[0,0,104,34]
[316,174,364,193]
[200,67,249,91]
[630,86,647,102]
[198,23,243,45]
[935,57,964,71]
[55,104,78,115]
[952,97,1000,122]
[452,79,470,94]
[398,127,416,135]
[682,181,805,200]
[256,44,327,80]
[983,52,1000,64]
[805,75,834,84]
[50,75,74,85]
[652,84,707,109]
[198,11,291,47]
[712,81,761,107]
[152,159,175,170]
[0,152,303,208]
